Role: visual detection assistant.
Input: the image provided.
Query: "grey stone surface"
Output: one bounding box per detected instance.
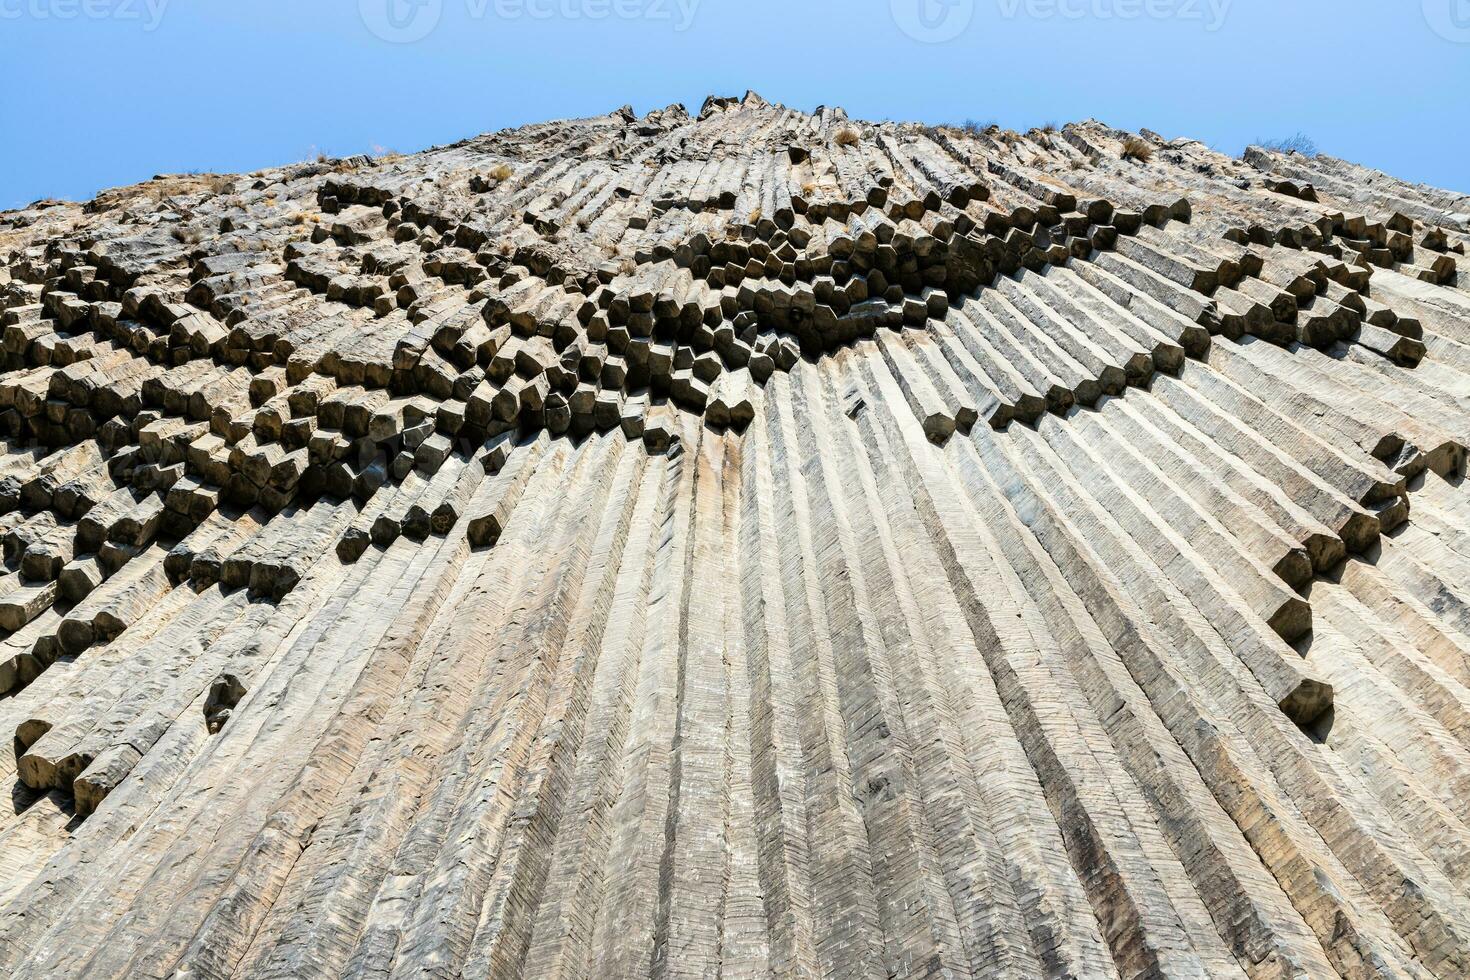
[0,95,1466,977]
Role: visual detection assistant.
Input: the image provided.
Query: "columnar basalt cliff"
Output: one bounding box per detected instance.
[0,92,1467,978]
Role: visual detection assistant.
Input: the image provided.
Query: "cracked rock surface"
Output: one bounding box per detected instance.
[0,92,1469,977]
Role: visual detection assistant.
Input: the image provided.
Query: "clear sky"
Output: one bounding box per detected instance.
[2,0,1467,211]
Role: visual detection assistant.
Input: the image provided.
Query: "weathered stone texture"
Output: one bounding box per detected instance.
[0,93,1466,977]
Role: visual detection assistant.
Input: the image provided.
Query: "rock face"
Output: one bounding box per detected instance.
[0,93,1467,977]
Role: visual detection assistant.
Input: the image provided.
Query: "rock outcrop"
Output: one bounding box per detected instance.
[0,94,1467,977]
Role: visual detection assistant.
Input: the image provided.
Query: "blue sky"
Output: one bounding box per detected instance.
[1,0,1467,210]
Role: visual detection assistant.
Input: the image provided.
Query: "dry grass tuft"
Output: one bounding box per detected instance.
[488,163,514,182]
[1258,132,1318,156]
[834,127,861,147]
[1121,137,1154,163]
